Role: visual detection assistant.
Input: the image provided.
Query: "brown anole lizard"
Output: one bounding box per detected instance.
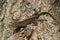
[13,12,55,34]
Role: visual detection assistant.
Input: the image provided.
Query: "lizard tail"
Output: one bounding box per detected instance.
[35,12,56,20]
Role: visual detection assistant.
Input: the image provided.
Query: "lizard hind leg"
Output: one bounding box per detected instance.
[32,19,38,26]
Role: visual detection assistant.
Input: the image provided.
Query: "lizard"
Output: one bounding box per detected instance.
[13,12,56,34]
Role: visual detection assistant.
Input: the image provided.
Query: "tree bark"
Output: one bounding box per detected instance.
[0,0,60,40]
